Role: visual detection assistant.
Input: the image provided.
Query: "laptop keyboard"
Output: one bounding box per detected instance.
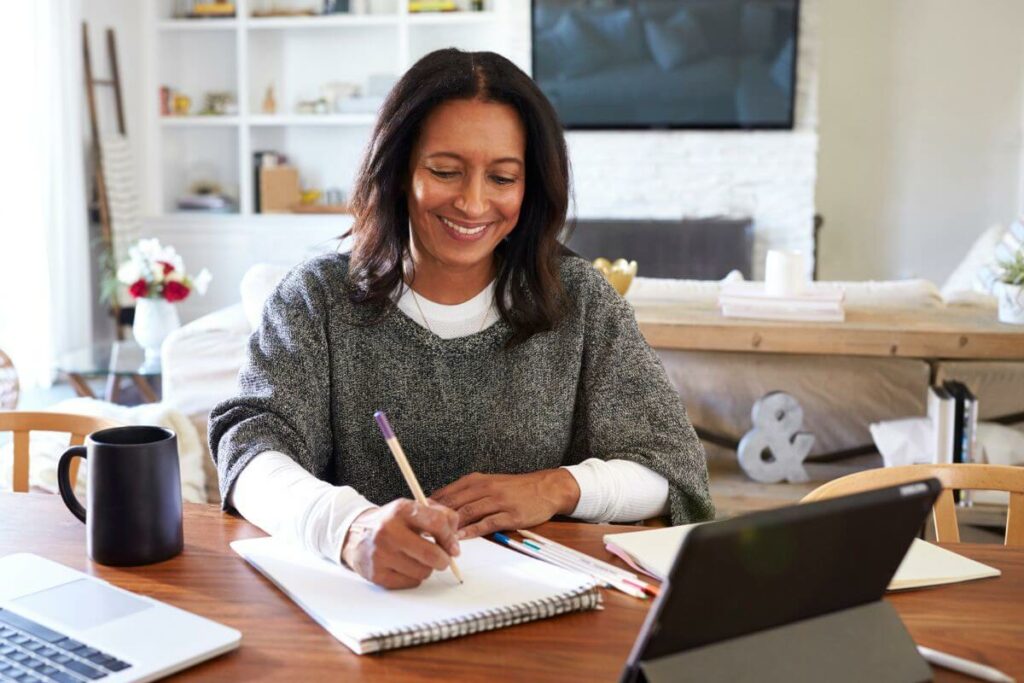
[0,610,131,683]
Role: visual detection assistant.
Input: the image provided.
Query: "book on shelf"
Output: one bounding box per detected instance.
[720,281,846,304]
[927,385,956,464]
[718,282,845,321]
[719,304,845,322]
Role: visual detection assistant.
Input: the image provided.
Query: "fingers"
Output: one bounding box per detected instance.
[372,567,424,591]
[432,473,493,511]
[453,496,503,528]
[400,500,461,557]
[388,519,453,571]
[458,512,515,540]
[345,499,463,590]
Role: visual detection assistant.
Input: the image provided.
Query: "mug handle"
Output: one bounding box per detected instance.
[57,446,87,523]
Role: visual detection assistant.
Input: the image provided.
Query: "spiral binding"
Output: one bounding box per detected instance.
[363,585,602,653]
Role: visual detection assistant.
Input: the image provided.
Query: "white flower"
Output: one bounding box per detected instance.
[165,269,185,283]
[193,268,212,296]
[117,260,141,284]
[136,239,164,262]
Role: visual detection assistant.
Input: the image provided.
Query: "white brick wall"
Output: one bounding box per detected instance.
[512,0,820,278]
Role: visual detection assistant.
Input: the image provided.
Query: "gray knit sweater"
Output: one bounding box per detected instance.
[209,253,714,525]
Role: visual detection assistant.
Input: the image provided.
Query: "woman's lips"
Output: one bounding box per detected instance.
[438,215,493,242]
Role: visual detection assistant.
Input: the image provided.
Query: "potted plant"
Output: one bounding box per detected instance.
[995,247,1024,324]
[116,239,211,370]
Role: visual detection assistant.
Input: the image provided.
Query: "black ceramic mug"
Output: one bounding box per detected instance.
[57,425,184,566]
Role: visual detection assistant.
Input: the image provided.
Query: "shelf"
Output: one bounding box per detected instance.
[160,116,240,126]
[247,14,399,30]
[407,11,497,25]
[158,19,238,31]
[248,114,376,127]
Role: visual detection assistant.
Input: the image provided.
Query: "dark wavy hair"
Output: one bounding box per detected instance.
[346,48,572,347]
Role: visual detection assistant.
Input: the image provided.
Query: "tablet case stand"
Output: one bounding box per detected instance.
[630,601,932,683]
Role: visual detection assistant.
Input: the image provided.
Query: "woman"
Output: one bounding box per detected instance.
[210,49,713,589]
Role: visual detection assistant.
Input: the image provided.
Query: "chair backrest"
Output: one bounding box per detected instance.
[801,464,1024,547]
[0,411,122,493]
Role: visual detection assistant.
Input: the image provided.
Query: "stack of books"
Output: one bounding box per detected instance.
[718,282,846,322]
[927,382,978,466]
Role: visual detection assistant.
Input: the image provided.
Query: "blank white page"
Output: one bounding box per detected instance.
[889,538,1000,590]
[231,536,597,653]
[603,523,703,580]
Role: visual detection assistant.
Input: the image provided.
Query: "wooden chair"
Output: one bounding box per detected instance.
[801,464,1024,547]
[0,412,121,493]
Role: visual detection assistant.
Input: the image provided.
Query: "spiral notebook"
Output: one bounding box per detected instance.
[231,536,601,654]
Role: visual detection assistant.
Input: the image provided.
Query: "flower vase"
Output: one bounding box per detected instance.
[133,298,181,372]
[995,282,1024,325]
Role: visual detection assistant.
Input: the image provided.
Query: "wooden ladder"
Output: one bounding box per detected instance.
[82,23,129,339]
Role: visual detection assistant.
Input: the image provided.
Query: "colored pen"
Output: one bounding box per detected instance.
[498,534,646,599]
[519,529,655,591]
[373,410,463,584]
[521,538,655,597]
[521,535,640,582]
[917,646,1014,683]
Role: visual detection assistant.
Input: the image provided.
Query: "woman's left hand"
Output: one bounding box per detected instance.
[430,469,581,539]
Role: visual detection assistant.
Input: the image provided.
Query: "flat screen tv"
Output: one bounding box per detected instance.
[532,0,799,130]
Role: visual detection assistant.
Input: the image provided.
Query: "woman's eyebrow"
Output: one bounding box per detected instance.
[425,151,523,166]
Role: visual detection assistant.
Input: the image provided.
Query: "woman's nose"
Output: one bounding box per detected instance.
[453,175,487,216]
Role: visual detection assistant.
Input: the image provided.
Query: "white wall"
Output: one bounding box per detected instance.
[816,0,1024,282]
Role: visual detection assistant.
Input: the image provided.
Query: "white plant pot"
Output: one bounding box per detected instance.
[133,298,181,371]
[995,282,1024,325]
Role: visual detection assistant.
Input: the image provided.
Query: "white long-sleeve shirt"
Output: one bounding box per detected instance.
[228,283,669,564]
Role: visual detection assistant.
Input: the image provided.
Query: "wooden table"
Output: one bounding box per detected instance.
[633,300,1024,361]
[5,493,1023,681]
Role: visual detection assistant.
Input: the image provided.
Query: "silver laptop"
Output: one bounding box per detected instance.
[0,554,240,682]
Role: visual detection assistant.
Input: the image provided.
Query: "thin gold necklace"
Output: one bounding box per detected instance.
[410,287,493,335]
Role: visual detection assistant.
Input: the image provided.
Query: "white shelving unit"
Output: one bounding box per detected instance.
[140,0,528,322]
[144,0,524,218]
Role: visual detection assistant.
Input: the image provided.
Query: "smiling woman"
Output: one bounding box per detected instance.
[209,48,713,590]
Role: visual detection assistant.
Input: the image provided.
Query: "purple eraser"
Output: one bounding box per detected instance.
[373,411,395,439]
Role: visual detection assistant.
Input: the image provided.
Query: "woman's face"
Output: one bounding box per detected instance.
[406,98,527,277]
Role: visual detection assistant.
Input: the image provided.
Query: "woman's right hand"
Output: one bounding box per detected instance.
[340,499,461,589]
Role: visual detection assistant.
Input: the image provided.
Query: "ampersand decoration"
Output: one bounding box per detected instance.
[737,391,815,484]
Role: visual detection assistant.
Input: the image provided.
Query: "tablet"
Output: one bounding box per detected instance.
[621,478,941,681]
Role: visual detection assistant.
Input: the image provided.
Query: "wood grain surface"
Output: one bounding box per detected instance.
[3,493,1022,681]
[632,301,1024,360]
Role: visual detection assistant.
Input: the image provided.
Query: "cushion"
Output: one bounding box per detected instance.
[584,8,649,65]
[770,37,795,90]
[644,11,709,71]
[941,223,1006,299]
[534,11,613,80]
[626,270,744,305]
[240,263,289,332]
[977,219,1024,292]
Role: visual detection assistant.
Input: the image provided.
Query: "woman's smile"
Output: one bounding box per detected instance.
[437,214,494,241]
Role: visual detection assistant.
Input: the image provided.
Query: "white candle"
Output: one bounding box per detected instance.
[765,250,807,297]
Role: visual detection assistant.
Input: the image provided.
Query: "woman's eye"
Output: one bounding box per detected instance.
[491,175,517,186]
[428,169,458,179]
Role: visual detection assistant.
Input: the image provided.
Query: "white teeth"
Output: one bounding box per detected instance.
[440,216,489,235]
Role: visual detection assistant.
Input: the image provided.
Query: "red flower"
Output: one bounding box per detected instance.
[163,281,190,302]
[128,279,148,299]
[157,260,175,275]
